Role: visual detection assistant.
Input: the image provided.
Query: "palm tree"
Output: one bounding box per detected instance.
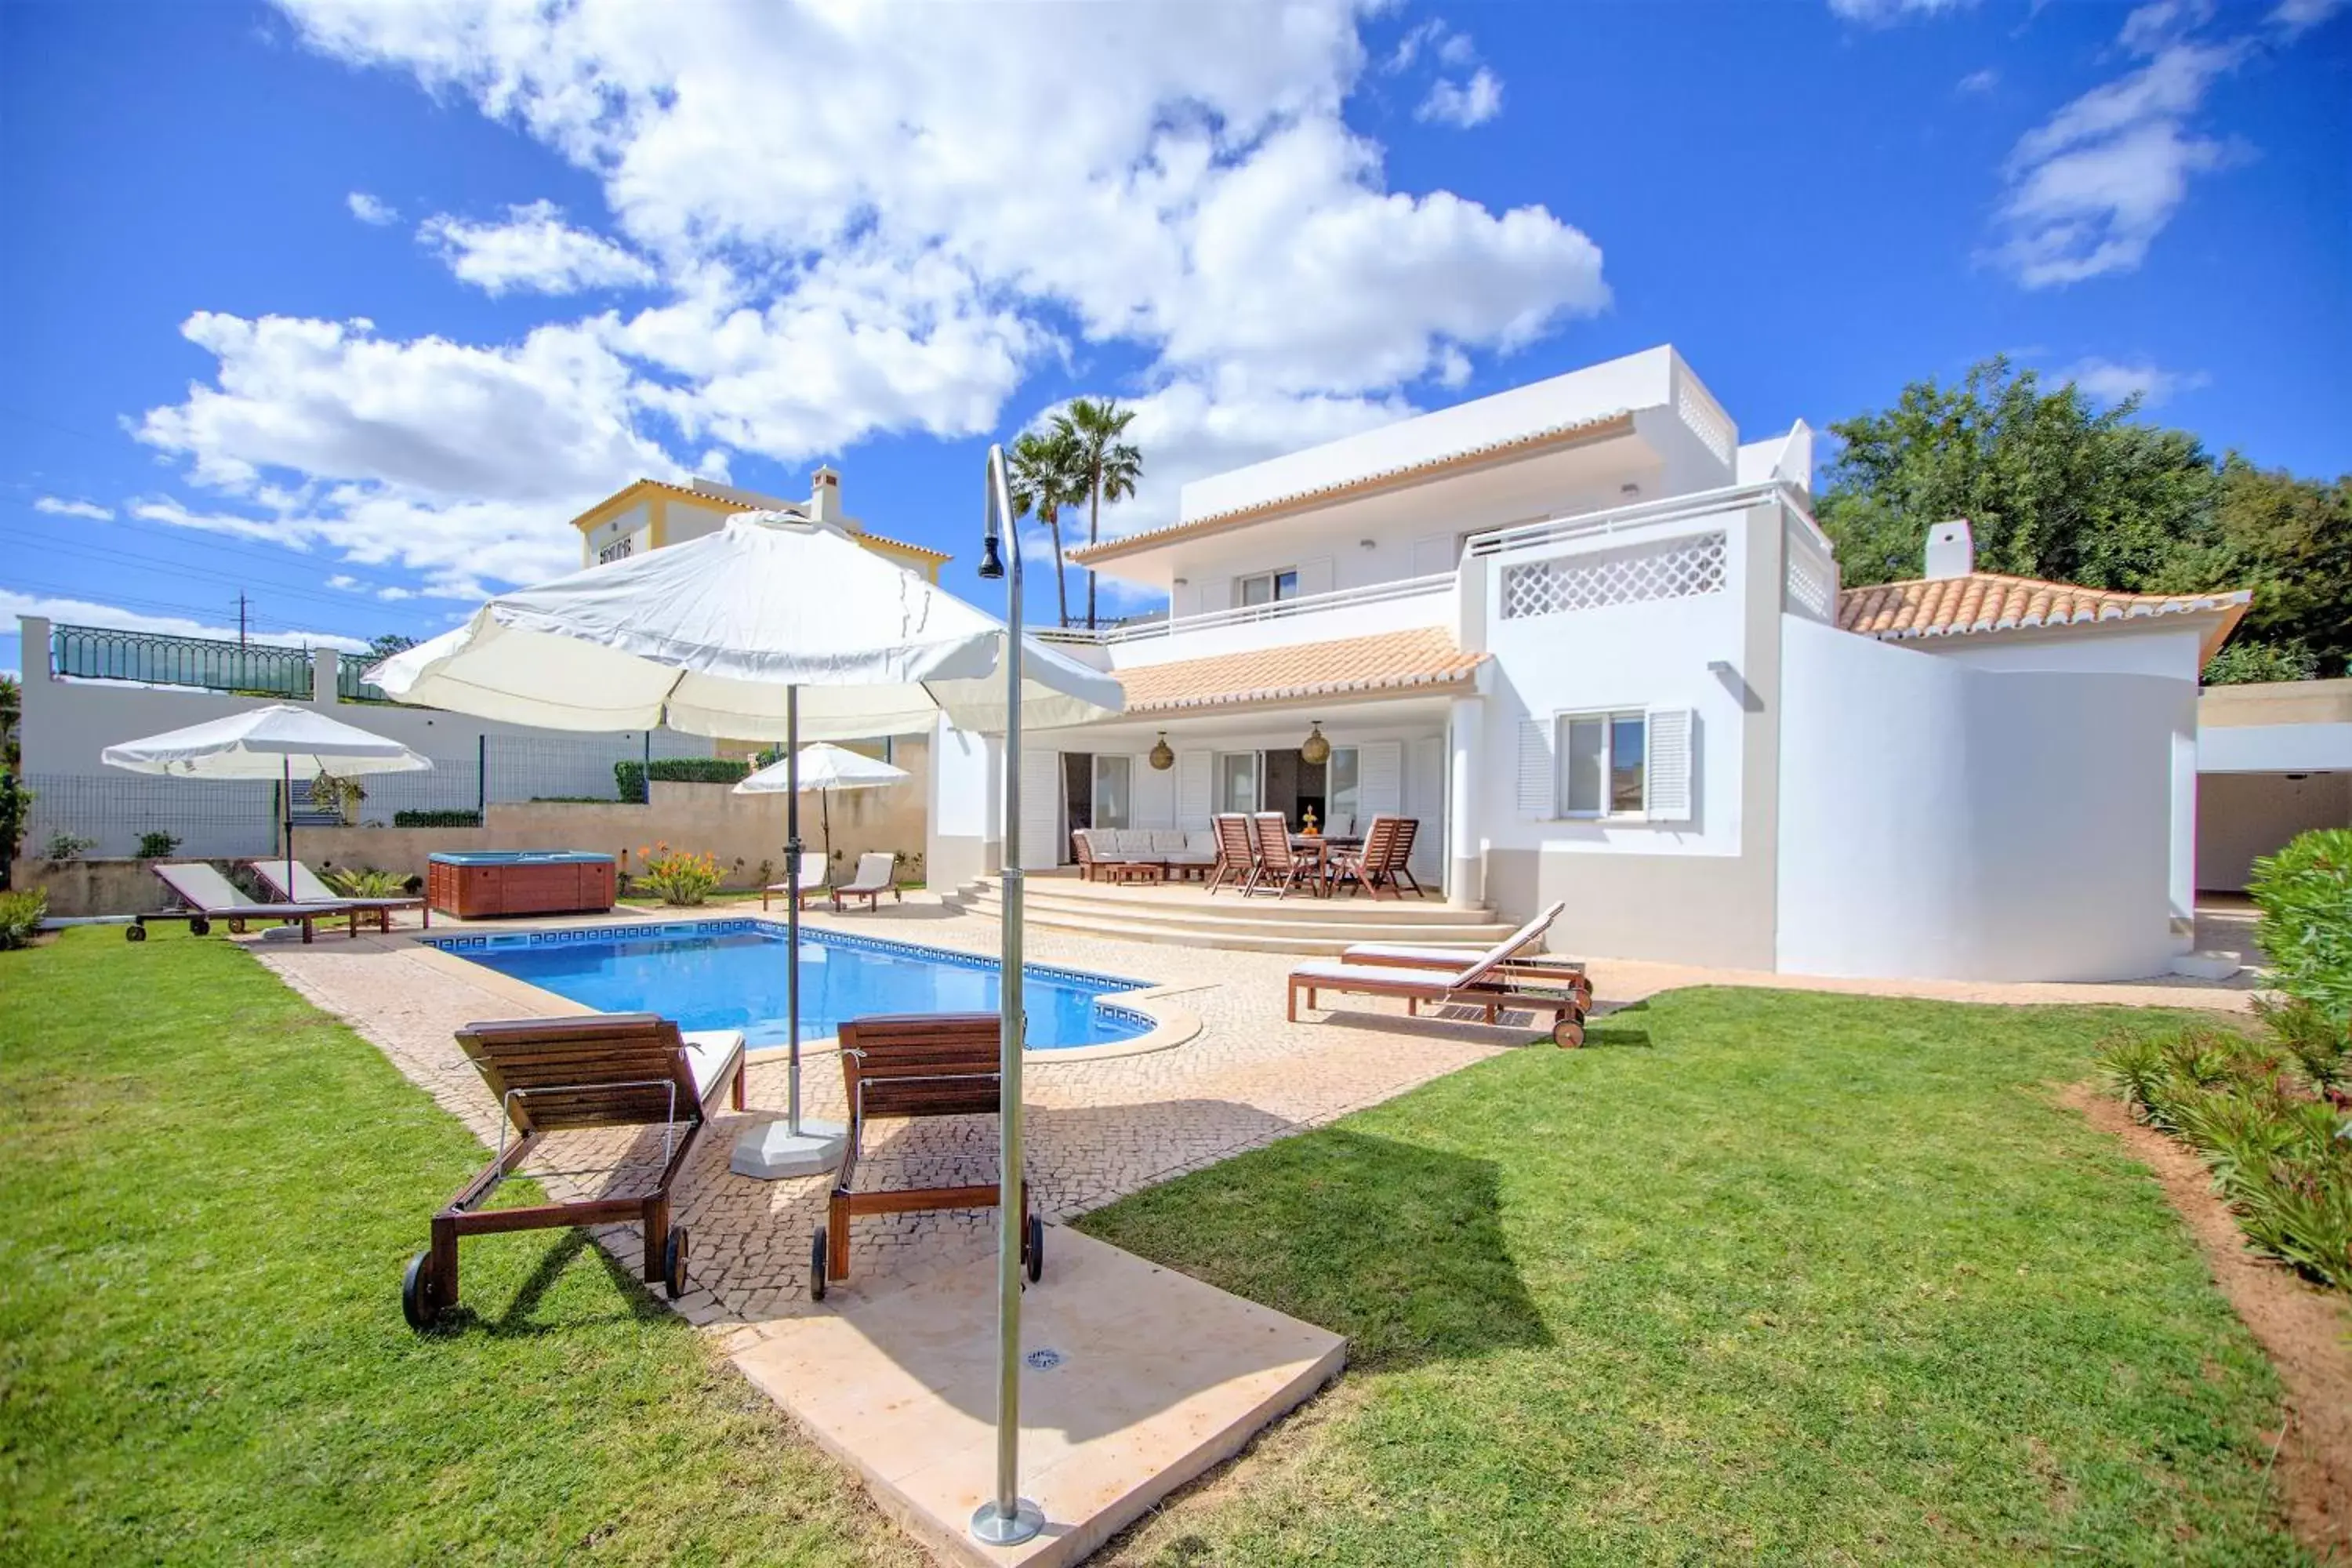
[1006,426,1081,628]
[1052,397,1143,630]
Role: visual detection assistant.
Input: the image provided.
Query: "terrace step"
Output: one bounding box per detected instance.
[953,874,1516,956]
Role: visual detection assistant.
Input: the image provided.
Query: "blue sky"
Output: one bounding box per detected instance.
[3,0,2345,678]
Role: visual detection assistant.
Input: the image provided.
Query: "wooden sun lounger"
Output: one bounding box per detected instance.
[829,851,902,913]
[1288,901,1592,1047]
[249,858,429,931]
[1339,900,1566,971]
[760,851,831,911]
[132,862,361,944]
[811,1012,1039,1299]
[401,1013,746,1330]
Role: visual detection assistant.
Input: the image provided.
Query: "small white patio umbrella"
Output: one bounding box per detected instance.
[734,742,909,871]
[100,702,431,896]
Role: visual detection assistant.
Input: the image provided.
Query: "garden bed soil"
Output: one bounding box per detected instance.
[2063,1082,2352,1559]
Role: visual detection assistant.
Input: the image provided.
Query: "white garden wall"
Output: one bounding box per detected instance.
[1777,617,2180,982]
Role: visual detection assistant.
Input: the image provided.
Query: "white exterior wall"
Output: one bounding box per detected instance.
[1475,503,1759,862]
[1777,617,2180,982]
[1893,622,2205,932]
[2196,771,2352,891]
[580,500,651,564]
[925,714,1002,888]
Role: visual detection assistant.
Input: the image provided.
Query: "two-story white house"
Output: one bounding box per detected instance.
[925,346,2251,983]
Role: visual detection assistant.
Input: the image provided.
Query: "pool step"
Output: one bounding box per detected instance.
[952,875,1519,956]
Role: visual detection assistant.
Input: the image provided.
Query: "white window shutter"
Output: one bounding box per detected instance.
[1516,720,1554,816]
[1646,708,1693,822]
[1176,750,1212,829]
[1132,753,1174,828]
[1357,741,1403,818]
[1018,749,1063,868]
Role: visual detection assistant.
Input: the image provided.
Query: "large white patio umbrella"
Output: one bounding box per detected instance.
[734,742,909,870]
[100,702,431,898]
[367,508,1120,1161]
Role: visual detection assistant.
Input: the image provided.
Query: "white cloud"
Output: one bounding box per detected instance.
[419,200,658,296]
[376,585,416,601]
[0,588,369,653]
[2270,0,2346,34]
[1418,67,1503,128]
[33,496,114,521]
[1987,38,2245,287]
[270,0,1605,481]
[347,190,398,225]
[1828,0,1976,22]
[325,572,361,590]
[1956,68,1999,94]
[2057,356,2210,405]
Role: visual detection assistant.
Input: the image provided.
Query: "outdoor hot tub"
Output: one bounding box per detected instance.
[427,851,618,920]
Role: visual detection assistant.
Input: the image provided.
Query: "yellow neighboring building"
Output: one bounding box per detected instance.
[567,465,949,583]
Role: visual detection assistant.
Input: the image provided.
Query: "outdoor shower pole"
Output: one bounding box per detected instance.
[970,445,1043,1548]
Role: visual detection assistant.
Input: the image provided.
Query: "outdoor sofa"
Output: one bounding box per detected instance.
[1071,827,1218,882]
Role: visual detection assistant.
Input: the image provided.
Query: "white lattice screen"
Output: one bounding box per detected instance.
[1784,546,1835,622]
[1501,531,1727,620]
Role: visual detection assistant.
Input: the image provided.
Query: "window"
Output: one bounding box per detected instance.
[1215,751,1259,814]
[597,534,635,565]
[1556,711,1646,818]
[1325,746,1359,833]
[1092,754,1132,830]
[1236,568,1300,608]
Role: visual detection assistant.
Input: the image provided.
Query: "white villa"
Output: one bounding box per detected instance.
[924,346,2261,983]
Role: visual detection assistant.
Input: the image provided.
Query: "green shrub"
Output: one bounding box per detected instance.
[0,887,46,949]
[42,833,96,861]
[325,866,415,898]
[2202,640,2319,685]
[2249,826,2352,1022]
[391,810,482,828]
[636,844,721,906]
[614,757,749,804]
[0,769,31,884]
[2256,995,2351,1092]
[135,832,180,859]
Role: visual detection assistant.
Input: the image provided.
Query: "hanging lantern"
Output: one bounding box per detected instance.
[1299,720,1331,766]
[1149,731,1175,771]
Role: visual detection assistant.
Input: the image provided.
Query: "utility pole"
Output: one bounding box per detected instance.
[237,593,249,648]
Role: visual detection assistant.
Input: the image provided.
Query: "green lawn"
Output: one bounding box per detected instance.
[0,927,918,1566]
[1079,989,2307,1566]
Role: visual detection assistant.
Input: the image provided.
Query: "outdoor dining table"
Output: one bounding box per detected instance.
[1287,834,1362,895]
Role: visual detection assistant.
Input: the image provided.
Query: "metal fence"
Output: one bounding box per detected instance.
[17,736,720,858]
[51,622,317,699]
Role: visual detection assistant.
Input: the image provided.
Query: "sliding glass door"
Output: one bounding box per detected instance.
[1092,753,1133,829]
[1214,751,1260,815]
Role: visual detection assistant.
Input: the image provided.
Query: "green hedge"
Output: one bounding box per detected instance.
[0,888,45,950]
[392,809,483,828]
[2249,826,2352,1022]
[613,757,751,804]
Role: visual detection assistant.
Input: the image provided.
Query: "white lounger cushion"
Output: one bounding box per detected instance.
[765,851,829,891]
[841,851,896,891]
[1290,960,1482,989]
[680,1029,746,1105]
[154,861,273,910]
[1340,942,1490,966]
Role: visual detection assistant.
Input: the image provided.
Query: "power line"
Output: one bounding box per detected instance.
[0,575,355,635]
[5,528,418,618]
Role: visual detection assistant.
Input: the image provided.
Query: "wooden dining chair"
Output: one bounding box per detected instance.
[1208,814,1257,895]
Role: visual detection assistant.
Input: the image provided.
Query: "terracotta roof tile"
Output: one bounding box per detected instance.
[1116,626,1485,714]
[1837,572,2251,660]
[1069,409,1637,565]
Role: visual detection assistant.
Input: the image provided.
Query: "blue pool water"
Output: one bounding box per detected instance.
[429,919,1151,1050]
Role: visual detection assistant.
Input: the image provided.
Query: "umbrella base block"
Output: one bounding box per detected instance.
[731,1118,848,1180]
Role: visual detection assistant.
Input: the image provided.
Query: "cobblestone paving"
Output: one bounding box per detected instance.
[255,896,2254,1337]
[255,901,1529,1333]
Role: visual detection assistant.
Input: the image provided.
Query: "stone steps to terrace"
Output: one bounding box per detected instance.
[949,871,1517,956]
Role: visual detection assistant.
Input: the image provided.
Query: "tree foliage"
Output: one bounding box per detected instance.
[1051,397,1143,631]
[1007,426,1083,627]
[1817,357,2352,681]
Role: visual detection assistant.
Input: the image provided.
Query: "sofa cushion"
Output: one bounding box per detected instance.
[1185,829,1216,856]
[1147,830,1189,855]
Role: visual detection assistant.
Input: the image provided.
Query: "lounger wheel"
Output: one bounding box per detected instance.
[125,924,147,942]
[188,916,211,937]
[809,1226,829,1301]
[662,1226,690,1301]
[1553,1018,1585,1049]
[401,1250,441,1330]
[1024,1214,1044,1283]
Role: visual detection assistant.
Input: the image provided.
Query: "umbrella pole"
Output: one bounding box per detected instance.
[786,689,803,1136]
[972,445,1041,1547]
[285,756,296,897]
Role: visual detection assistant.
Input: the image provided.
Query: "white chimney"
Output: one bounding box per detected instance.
[1924,519,1974,580]
[809,465,843,525]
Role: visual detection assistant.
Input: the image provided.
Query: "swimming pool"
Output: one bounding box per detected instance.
[427,919,1153,1051]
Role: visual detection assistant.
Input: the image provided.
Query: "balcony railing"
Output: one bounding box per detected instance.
[1032,571,1455,647]
[50,622,315,699]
